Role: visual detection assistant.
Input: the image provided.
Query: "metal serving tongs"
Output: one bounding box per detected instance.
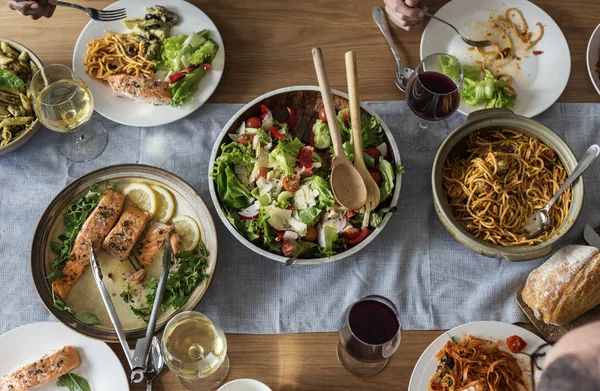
[89,236,172,384]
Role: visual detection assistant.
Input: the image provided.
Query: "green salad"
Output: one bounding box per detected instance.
[440,56,516,109]
[212,105,403,259]
[159,29,220,107]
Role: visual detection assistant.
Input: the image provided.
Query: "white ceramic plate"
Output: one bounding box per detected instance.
[0,322,128,390]
[420,0,570,118]
[586,24,600,95]
[408,321,549,391]
[218,379,273,391]
[72,0,225,127]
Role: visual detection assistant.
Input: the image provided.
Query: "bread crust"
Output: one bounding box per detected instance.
[522,245,600,325]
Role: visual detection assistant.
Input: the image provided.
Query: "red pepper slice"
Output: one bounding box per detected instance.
[168,66,198,83]
[347,227,371,245]
[270,127,286,140]
[168,72,186,83]
[287,107,297,129]
[343,110,349,127]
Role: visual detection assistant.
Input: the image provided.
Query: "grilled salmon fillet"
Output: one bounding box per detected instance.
[106,74,171,105]
[53,188,125,300]
[102,204,150,259]
[137,222,174,266]
[0,346,81,391]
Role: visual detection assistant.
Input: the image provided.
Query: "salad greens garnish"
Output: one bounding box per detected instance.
[159,29,220,107]
[124,244,209,321]
[439,55,516,109]
[56,373,91,391]
[212,104,403,259]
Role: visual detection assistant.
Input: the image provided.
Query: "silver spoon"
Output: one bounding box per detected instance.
[400,1,491,47]
[144,336,164,391]
[372,6,414,92]
[524,144,600,239]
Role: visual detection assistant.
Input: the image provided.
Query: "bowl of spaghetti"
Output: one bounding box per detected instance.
[432,108,583,261]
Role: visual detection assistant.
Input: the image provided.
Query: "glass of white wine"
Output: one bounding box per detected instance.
[162,311,230,391]
[30,64,107,162]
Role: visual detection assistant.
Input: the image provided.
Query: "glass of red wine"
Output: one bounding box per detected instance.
[404,53,463,151]
[337,295,402,377]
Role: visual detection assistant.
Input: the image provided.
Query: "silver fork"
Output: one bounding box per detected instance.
[400,0,490,47]
[54,1,126,21]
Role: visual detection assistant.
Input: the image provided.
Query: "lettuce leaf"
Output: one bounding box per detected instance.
[378,158,395,202]
[312,119,331,149]
[188,39,220,65]
[298,206,322,226]
[303,176,335,208]
[159,34,187,70]
[268,137,304,176]
[170,67,206,107]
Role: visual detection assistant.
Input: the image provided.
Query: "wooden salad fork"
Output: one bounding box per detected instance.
[345,51,380,214]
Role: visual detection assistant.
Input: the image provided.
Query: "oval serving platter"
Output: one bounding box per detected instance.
[31,164,218,342]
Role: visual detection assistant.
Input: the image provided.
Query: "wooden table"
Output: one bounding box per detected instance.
[2,0,598,389]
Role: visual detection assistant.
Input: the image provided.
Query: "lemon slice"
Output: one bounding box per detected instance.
[172,215,201,251]
[122,182,157,216]
[151,185,175,223]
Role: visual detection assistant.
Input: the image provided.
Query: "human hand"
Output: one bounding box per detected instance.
[383,0,427,31]
[8,0,56,19]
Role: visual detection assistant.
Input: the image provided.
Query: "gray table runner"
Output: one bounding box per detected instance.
[1,101,599,334]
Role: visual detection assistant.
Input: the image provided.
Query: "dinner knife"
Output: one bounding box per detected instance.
[584,224,600,248]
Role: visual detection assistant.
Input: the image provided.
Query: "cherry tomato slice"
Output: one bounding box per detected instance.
[343,110,349,126]
[271,127,286,140]
[255,167,270,180]
[298,146,314,168]
[346,210,357,218]
[203,62,211,70]
[282,240,296,257]
[276,231,285,242]
[365,146,382,162]
[261,104,270,114]
[287,107,297,129]
[318,108,327,123]
[282,176,300,192]
[245,117,262,129]
[340,227,360,241]
[237,133,254,145]
[506,335,527,353]
[369,168,383,186]
[347,227,371,245]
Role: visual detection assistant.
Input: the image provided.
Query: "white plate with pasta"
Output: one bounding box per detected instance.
[420,0,570,118]
[72,0,225,127]
[408,321,549,391]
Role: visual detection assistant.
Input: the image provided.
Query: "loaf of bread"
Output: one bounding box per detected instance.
[522,244,600,325]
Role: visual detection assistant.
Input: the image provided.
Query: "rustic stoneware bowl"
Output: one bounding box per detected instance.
[208,86,403,265]
[0,38,43,155]
[432,108,584,261]
[31,164,219,342]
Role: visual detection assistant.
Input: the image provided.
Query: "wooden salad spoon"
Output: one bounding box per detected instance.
[345,51,380,213]
[312,48,367,211]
